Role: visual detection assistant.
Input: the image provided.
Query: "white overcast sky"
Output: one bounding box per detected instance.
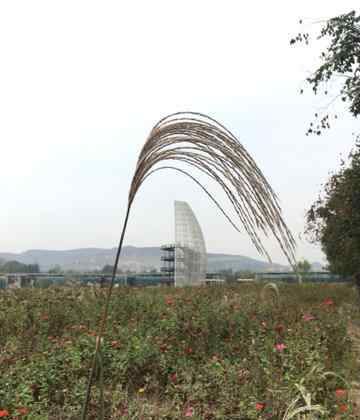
[0,1,359,265]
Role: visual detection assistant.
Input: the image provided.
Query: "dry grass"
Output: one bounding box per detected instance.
[82,112,297,418]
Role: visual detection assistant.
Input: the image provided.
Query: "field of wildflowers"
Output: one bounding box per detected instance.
[0,283,359,419]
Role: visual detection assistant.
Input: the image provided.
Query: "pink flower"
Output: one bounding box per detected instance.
[302,313,315,321]
[323,298,334,306]
[184,406,194,417]
[275,343,287,352]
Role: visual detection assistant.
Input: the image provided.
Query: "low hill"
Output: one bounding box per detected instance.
[0,246,288,272]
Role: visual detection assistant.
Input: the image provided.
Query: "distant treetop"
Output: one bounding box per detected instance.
[0,260,40,273]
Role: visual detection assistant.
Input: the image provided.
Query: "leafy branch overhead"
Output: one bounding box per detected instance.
[305,138,360,276]
[291,10,360,135]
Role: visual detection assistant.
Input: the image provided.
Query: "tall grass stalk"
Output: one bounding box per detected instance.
[81,112,297,418]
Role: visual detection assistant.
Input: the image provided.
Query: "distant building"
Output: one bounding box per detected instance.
[0,274,37,289]
[254,271,349,283]
[160,244,175,280]
[161,201,207,287]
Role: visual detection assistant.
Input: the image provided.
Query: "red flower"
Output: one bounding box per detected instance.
[338,403,348,413]
[170,372,177,383]
[165,297,175,306]
[335,389,347,399]
[323,298,334,306]
[0,410,9,417]
[302,313,315,321]
[255,402,265,411]
[185,347,193,355]
[111,340,120,349]
[159,344,168,353]
[17,407,29,415]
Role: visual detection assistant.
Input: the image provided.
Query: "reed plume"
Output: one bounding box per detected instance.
[81,111,297,418]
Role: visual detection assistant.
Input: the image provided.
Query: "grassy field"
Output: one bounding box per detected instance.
[0,283,359,419]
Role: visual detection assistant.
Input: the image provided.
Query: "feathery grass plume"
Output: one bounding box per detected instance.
[261,282,280,304]
[81,111,297,418]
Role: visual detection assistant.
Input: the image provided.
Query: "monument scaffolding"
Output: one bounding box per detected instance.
[160,201,207,286]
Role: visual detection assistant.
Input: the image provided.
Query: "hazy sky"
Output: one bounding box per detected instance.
[1,1,359,265]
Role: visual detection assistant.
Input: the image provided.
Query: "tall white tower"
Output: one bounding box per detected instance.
[174,201,207,286]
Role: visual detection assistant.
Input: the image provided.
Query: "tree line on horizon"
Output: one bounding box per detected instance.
[0,260,40,274]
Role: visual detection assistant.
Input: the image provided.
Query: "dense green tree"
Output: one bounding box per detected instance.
[0,260,40,273]
[48,264,62,274]
[296,259,311,273]
[27,263,40,273]
[291,10,360,134]
[101,264,114,274]
[306,141,360,276]
[101,264,123,274]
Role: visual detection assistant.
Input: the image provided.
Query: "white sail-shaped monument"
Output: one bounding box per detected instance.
[174,201,207,286]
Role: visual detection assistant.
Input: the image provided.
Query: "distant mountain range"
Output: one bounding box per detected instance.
[0,246,322,273]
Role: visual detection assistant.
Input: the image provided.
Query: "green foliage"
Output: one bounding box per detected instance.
[0,260,40,273]
[296,259,311,273]
[101,265,123,274]
[48,264,62,274]
[101,265,114,274]
[0,284,358,419]
[291,10,360,134]
[306,142,360,276]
